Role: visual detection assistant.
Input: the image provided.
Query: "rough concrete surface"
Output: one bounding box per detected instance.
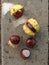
[1,0,48,65]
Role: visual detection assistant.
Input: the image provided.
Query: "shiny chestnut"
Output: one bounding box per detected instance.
[13,9,24,18]
[26,37,36,48]
[10,35,20,45]
[20,48,30,60]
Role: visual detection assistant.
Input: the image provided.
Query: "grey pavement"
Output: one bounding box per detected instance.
[1,0,48,65]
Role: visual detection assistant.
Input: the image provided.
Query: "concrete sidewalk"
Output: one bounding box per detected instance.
[1,0,48,65]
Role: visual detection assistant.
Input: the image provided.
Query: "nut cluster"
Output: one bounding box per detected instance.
[8,4,40,60]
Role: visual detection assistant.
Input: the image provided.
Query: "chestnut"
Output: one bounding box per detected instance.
[13,9,24,18]
[26,37,36,48]
[23,18,40,36]
[20,48,30,60]
[10,4,24,18]
[8,35,20,48]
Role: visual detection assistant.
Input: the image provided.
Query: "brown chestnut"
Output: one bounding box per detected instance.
[10,35,20,44]
[8,35,20,48]
[20,48,30,60]
[26,37,36,48]
[10,4,24,19]
[13,9,24,18]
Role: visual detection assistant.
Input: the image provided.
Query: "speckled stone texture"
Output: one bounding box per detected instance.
[1,0,48,65]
